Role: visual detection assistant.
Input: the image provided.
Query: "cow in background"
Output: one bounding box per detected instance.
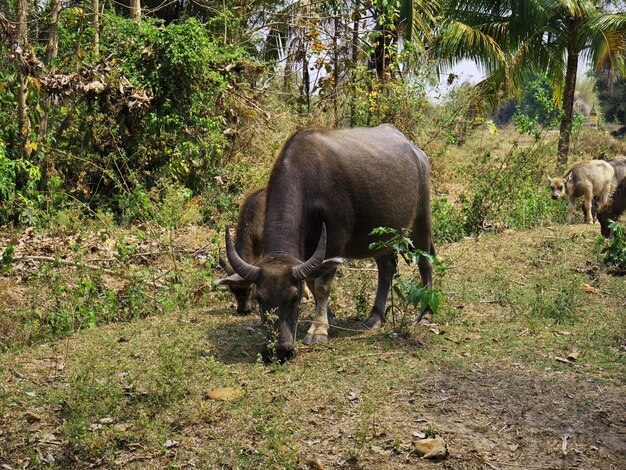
[218,188,265,315]
[548,160,614,224]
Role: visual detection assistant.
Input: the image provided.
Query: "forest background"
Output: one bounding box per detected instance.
[1,0,626,231]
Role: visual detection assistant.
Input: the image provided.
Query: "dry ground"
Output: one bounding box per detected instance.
[0,223,624,469]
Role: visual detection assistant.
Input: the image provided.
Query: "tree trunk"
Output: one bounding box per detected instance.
[38,0,61,188]
[17,0,30,158]
[92,0,100,55]
[44,0,61,65]
[557,47,579,169]
[350,1,360,127]
[129,0,141,20]
[300,44,310,113]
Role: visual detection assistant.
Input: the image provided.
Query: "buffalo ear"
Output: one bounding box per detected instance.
[301,257,344,280]
[217,253,234,274]
[215,274,253,288]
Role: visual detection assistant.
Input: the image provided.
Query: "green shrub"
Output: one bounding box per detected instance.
[459,146,561,235]
[369,227,444,330]
[431,196,466,243]
[597,221,626,275]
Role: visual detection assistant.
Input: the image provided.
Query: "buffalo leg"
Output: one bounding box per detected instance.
[304,280,337,326]
[303,269,337,344]
[582,194,594,224]
[361,254,396,329]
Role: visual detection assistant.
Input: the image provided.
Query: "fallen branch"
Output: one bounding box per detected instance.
[13,255,119,275]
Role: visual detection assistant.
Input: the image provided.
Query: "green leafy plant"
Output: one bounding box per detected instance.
[1,244,14,273]
[597,220,626,275]
[369,227,443,330]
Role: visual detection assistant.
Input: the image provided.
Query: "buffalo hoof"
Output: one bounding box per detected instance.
[417,310,434,324]
[302,333,328,345]
[360,315,383,330]
[327,308,337,327]
[260,344,294,364]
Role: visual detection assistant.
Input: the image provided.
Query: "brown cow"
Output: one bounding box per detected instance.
[548,160,614,224]
[217,125,434,363]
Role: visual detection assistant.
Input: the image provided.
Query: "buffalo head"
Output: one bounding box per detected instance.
[217,255,257,315]
[216,224,342,363]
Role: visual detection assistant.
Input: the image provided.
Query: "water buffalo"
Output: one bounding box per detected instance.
[607,157,626,186]
[598,175,626,237]
[218,188,266,315]
[216,125,434,363]
[548,160,614,224]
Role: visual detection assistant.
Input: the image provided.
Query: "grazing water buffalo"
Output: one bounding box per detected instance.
[548,160,614,224]
[607,157,626,186]
[216,125,434,363]
[598,176,626,237]
[218,188,266,315]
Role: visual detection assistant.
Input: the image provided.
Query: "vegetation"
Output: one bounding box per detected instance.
[595,66,626,126]
[368,226,443,330]
[597,220,626,274]
[1,0,626,468]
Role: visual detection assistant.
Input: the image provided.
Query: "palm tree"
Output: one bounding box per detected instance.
[538,1,625,167]
[434,1,626,168]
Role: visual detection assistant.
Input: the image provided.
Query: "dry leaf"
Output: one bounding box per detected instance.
[567,351,580,361]
[582,283,599,294]
[207,387,243,401]
[370,444,392,455]
[24,411,42,422]
[561,432,571,455]
[164,439,179,448]
[305,459,325,470]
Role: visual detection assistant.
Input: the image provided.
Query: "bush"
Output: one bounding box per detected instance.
[0,14,256,225]
[597,221,626,275]
[458,143,563,235]
[431,196,466,243]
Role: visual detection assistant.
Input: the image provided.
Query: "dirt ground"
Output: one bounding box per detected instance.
[0,224,625,469]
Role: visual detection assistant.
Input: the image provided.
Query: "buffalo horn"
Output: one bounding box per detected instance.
[225,228,260,282]
[292,224,327,280]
